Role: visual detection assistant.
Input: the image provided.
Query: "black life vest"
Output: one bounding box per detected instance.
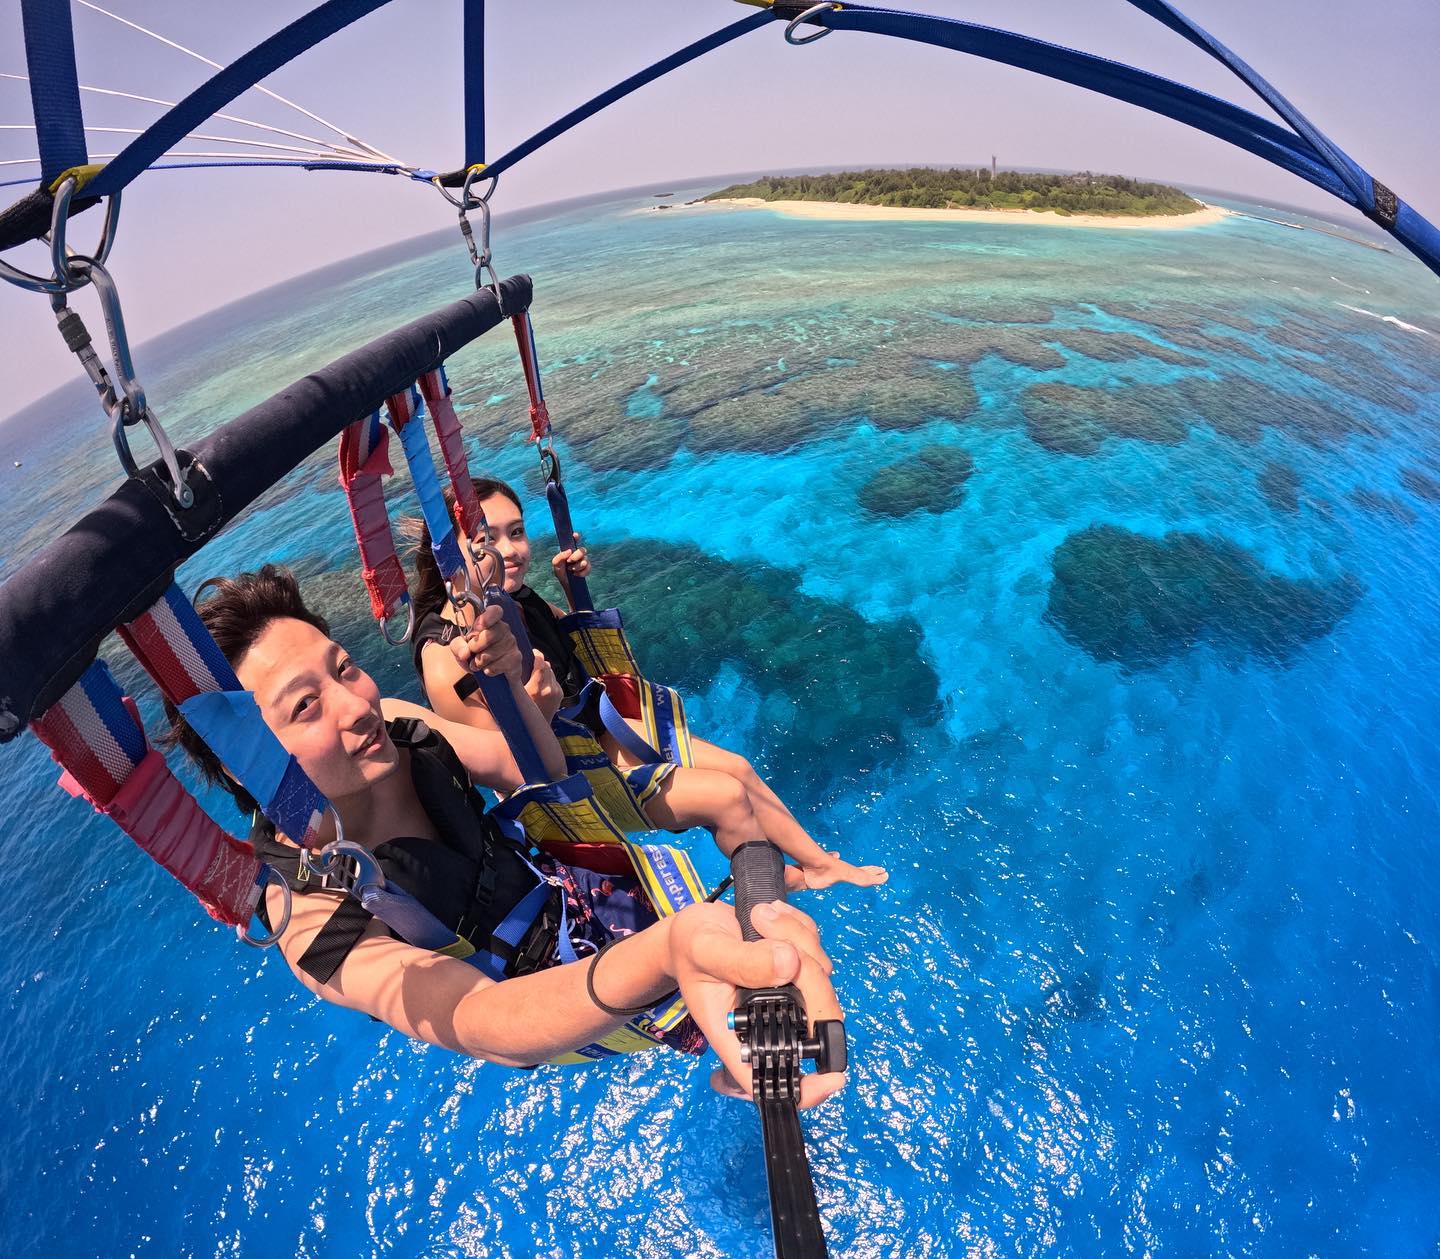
[411,593,588,705]
[510,585,588,702]
[253,717,561,985]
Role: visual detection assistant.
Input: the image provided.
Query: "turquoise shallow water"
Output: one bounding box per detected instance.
[2,185,1440,1255]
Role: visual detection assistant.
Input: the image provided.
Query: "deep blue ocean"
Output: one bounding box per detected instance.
[2,184,1439,1257]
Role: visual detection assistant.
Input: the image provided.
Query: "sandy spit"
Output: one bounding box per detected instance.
[686,196,1232,231]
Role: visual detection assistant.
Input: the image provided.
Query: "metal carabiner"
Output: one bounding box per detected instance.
[236,864,293,949]
[0,175,122,295]
[537,439,561,487]
[472,540,510,595]
[65,254,193,508]
[380,594,416,646]
[302,838,386,899]
[785,1,840,44]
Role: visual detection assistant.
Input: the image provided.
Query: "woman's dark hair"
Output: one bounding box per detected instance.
[408,477,525,620]
[162,564,330,817]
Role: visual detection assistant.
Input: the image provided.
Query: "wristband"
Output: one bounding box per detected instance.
[585,936,679,1018]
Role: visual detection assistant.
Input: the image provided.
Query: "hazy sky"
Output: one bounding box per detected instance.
[2,0,1438,413]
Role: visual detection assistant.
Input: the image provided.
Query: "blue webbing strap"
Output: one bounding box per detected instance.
[1123,0,1368,204]
[178,690,328,844]
[476,879,554,979]
[478,11,772,181]
[808,4,1440,278]
[20,0,88,186]
[387,387,552,786]
[1122,0,1437,260]
[463,0,486,169]
[545,478,594,613]
[596,688,665,765]
[0,161,411,193]
[391,391,466,579]
[85,0,395,199]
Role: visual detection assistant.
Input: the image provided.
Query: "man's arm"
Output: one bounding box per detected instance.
[266,889,844,1100]
[269,886,672,1064]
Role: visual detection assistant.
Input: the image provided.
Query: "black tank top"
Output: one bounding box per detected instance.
[510,586,588,702]
[411,593,588,705]
[253,717,556,983]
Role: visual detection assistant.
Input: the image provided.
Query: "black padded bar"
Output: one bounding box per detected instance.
[731,840,788,942]
[0,273,532,739]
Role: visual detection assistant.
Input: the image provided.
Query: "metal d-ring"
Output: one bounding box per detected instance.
[236,864,292,949]
[785,2,840,44]
[0,175,122,295]
[380,595,416,645]
[461,167,498,211]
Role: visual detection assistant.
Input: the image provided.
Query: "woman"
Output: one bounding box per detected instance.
[167,565,843,1105]
[411,478,888,891]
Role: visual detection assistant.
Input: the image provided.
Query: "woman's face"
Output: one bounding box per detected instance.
[472,492,530,594]
[235,617,399,803]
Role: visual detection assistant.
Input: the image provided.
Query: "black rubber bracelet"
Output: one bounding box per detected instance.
[585,936,679,1018]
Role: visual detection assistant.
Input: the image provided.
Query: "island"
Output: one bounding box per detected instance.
[695,167,1228,230]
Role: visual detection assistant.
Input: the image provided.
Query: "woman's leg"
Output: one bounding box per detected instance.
[642,768,805,891]
[624,732,887,890]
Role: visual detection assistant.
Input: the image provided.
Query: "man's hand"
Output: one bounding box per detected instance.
[448,603,523,685]
[667,900,845,1110]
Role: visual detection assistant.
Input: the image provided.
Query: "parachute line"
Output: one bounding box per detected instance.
[0,72,377,160]
[74,0,401,166]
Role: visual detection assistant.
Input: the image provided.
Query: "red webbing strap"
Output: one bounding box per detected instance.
[338,413,409,623]
[418,370,482,539]
[99,750,260,926]
[511,311,551,443]
[31,673,261,926]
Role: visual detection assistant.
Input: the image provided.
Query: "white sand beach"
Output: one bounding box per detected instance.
[695,197,1232,230]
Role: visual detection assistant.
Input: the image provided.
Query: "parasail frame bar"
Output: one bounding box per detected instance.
[0,274,533,739]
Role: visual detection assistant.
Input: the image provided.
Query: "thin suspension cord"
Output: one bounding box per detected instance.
[0,151,400,168]
[0,124,379,161]
[0,159,410,191]
[73,0,402,165]
[0,72,372,160]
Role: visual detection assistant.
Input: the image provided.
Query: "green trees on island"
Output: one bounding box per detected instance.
[704,168,1198,216]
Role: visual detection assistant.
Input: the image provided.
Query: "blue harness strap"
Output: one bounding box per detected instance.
[472,11,772,182]
[389,387,466,581]
[462,0,486,169]
[596,688,665,765]
[178,689,329,845]
[20,0,88,186]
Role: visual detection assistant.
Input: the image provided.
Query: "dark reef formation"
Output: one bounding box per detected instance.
[1257,461,1301,514]
[1399,467,1440,503]
[1020,382,1186,455]
[1350,487,1417,526]
[1046,524,1361,669]
[857,445,975,517]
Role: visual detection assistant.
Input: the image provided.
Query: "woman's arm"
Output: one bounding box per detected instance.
[408,606,568,785]
[382,690,566,792]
